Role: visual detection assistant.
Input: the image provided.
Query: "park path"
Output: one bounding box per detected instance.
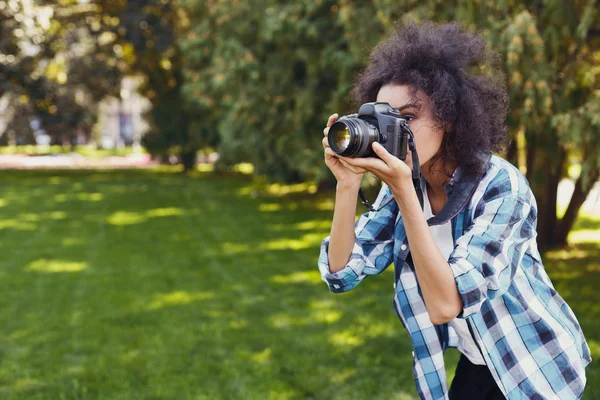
[0,153,155,169]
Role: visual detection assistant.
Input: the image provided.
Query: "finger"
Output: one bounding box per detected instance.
[341,156,388,174]
[326,113,339,128]
[372,142,399,166]
[322,137,329,149]
[323,126,329,137]
[339,158,366,174]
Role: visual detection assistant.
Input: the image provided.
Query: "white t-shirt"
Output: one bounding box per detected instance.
[422,184,486,365]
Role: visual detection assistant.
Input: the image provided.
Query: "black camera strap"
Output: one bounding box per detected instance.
[358,132,424,212]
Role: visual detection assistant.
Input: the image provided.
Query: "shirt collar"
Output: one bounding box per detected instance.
[424,152,492,226]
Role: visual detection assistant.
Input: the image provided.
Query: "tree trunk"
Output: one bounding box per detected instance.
[181,148,197,172]
[505,137,518,167]
[554,166,600,246]
[526,134,566,252]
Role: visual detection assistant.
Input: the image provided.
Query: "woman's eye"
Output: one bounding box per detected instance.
[402,115,414,121]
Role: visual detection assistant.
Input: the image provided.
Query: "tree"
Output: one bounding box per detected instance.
[184,1,599,249]
[181,0,360,181]
[109,0,203,171]
[447,2,600,250]
[1,0,125,146]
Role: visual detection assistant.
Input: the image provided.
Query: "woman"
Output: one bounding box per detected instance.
[318,21,590,399]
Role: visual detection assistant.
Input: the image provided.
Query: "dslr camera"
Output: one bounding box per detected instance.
[327,102,411,161]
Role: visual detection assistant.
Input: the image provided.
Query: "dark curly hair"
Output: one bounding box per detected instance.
[352,21,509,175]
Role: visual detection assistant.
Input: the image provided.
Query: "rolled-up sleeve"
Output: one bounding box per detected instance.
[448,192,535,318]
[318,184,398,293]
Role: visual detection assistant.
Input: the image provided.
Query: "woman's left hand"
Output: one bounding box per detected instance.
[337,142,414,196]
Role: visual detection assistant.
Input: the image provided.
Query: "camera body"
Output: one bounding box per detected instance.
[328,102,410,161]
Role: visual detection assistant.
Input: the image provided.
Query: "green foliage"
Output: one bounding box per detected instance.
[182,0,599,247]
[181,0,361,181]
[181,0,599,179]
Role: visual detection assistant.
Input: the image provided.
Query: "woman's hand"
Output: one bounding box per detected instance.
[322,114,365,189]
[338,142,413,195]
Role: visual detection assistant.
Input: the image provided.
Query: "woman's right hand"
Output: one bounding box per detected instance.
[322,113,365,190]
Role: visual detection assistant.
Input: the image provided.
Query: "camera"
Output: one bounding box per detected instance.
[327,102,411,160]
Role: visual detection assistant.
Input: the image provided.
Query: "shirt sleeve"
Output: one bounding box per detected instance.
[318,184,398,293]
[448,192,535,318]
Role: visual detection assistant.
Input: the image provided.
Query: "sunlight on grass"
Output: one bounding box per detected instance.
[20,210,68,221]
[238,181,317,196]
[0,199,6,207]
[259,203,282,212]
[0,218,37,231]
[313,309,343,324]
[108,210,147,225]
[546,270,583,280]
[545,248,593,260]
[108,207,185,225]
[62,237,84,246]
[270,313,308,328]
[46,210,67,219]
[76,192,104,201]
[260,233,324,251]
[264,181,317,195]
[269,220,331,232]
[316,198,334,211]
[21,213,40,222]
[221,242,252,254]
[10,378,44,390]
[329,331,365,348]
[271,271,323,285]
[269,309,342,328]
[25,259,87,273]
[54,193,68,202]
[568,229,600,243]
[146,207,184,217]
[357,319,396,337]
[251,348,272,364]
[147,290,214,310]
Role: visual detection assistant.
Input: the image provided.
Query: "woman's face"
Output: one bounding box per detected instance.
[376,83,445,171]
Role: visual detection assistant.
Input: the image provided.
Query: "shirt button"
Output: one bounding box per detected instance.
[400,244,407,251]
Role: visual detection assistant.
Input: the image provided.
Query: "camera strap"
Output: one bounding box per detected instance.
[358,132,424,212]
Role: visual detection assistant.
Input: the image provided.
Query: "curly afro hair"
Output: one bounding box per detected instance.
[352,21,509,175]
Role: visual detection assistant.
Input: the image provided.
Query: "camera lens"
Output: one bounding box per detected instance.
[333,125,351,151]
[328,118,379,157]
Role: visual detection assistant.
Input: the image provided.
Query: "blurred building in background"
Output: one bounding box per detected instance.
[97,76,151,151]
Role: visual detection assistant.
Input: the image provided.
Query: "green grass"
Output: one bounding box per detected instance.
[0,169,597,399]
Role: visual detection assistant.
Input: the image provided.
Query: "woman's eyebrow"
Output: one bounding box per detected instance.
[397,103,420,112]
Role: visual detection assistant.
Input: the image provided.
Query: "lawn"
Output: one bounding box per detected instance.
[0,168,597,399]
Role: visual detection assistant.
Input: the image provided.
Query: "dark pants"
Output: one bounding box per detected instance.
[449,354,505,399]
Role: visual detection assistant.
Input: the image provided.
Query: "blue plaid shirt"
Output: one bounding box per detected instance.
[318,155,591,399]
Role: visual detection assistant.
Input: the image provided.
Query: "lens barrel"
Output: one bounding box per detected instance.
[328,118,379,158]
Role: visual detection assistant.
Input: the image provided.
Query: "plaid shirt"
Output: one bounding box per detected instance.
[318,155,591,399]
